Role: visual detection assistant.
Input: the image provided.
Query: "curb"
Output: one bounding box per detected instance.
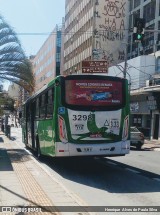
[0,130,95,215]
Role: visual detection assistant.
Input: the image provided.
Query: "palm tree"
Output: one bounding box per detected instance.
[0,15,34,94]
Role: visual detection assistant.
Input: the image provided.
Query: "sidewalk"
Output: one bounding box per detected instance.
[143,139,160,151]
[0,128,92,215]
[0,129,160,215]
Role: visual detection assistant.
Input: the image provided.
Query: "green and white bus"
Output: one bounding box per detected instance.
[22,74,130,158]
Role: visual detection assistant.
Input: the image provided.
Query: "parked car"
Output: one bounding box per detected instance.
[130,126,145,149]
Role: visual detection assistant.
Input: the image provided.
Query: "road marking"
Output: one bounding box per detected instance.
[153,178,160,182]
[125,168,140,174]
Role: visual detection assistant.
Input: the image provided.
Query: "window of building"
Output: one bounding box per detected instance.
[143,23,155,54]
[46,71,52,78]
[132,114,142,127]
[129,0,133,11]
[134,0,140,8]
[128,35,132,54]
[56,53,61,62]
[133,10,140,26]
[157,34,160,51]
[129,14,133,28]
[143,1,156,23]
[159,0,160,16]
[157,57,160,73]
[157,21,160,51]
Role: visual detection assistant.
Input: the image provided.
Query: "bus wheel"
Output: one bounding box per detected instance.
[136,144,142,150]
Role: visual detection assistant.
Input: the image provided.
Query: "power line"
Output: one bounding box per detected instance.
[127,63,153,79]
[14,29,131,36]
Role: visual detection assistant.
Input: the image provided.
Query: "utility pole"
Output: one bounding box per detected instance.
[123,43,128,79]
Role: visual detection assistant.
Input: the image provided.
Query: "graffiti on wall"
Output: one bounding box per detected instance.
[94,0,127,65]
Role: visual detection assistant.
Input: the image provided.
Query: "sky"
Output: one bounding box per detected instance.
[0,0,65,89]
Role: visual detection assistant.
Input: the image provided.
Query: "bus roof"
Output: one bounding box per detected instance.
[23,74,126,105]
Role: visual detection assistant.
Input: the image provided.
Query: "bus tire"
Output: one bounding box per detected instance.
[136,144,142,150]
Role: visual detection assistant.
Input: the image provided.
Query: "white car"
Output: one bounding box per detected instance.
[130,127,144,149]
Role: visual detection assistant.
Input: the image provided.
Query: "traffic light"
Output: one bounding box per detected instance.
[133,18,145,43]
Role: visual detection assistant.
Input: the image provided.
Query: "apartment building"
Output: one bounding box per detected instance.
[63,0,129,74]
[33,25,62,92]
[128,0,160,59]
[126,0,160,140]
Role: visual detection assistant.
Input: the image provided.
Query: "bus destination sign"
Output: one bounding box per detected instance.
[82,61,108,73]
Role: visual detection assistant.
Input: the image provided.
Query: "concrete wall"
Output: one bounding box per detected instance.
[94,0,129,66]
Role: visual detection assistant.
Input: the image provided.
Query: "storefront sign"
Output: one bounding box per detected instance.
[130,102,139,112]
[82,61,109,73]
[147,96,157,110]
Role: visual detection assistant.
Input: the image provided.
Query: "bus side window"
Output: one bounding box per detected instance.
[26,104,31,122]
[46,88,54,118]
[40,94,46,118]
[35,98,40,119]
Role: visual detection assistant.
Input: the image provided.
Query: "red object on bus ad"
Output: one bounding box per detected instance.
[65,80,122,106]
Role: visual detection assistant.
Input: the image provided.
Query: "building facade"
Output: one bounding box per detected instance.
[33,25,62,92]
[123,0,160,140]
[108,55,156,89]
[128,0,160,59]
[63,0,129,74]
[130,80,160,141]
[108,54,160,140]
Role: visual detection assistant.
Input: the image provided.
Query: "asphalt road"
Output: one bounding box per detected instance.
[109,148,160,176]
[38,150,160,215]
[10,128,160,215]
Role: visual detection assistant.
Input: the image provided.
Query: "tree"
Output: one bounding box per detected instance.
[0,15,34,94]
[0,93,14,116]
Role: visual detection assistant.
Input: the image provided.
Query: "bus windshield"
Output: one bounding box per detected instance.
[62,76,125,111]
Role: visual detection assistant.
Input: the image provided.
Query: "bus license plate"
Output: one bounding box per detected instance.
[82,147,92,152]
